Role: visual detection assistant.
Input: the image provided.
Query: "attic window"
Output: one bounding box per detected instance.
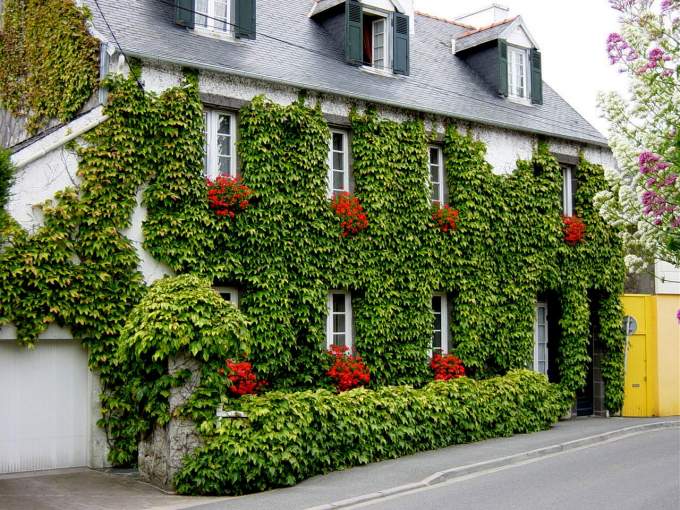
[363,11,390,70]
[344,0,409,76]
[195,0,230,33]
[508,46,529,99]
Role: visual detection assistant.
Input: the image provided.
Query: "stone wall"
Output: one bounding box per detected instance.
[138,353,203,491]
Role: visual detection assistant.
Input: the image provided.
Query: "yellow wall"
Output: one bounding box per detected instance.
[622,294,680,417]
[655,296,680,416]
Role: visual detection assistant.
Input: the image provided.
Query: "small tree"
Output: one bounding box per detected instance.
[596,0,680,273]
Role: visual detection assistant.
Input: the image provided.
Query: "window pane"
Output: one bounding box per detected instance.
[430,148,439,165]
[218,115,231,135]
[333,151,344,171]
[218,134,231,157]
[196,0,209,27]
[433,313,441,332]
[214,0,229,31]
[430,165,440,184]
[332,132,344,152]
[537,306,545,324]
[333,171,344,191]
[218,156,231,175]
[432,331,442,350]
[219,292,231,302]
[333,313,346,334]
[432,296,441,312]
[538,361,546,374]
[332,293,345,313]
[333,333,346,346]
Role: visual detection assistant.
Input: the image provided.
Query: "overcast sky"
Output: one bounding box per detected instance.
[414,0,628,137]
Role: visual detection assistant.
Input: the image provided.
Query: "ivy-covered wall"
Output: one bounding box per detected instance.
[0,69,626,464]
[0,0,100,134]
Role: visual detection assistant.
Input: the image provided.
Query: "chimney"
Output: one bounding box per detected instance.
[455,4,511,29]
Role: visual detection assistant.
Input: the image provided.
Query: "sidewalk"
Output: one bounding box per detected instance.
[0,417,676,510]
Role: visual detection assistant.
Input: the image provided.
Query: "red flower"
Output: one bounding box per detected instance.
[562,216,586,245]
[326,345,370,392]
[432,204,459,233]
[331,192,369,237]
[430,353,465,381]
[224,359,266,397]
[206,176,253,219]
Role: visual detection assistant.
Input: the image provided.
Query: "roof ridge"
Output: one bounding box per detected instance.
[414,10,476,30]
[458,16,518,39]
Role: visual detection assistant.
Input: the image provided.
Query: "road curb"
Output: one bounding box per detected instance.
[305,420,679,510]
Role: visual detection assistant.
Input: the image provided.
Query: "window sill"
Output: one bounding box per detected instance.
[507,95,534,106]
[360,65,398,78]
[193,27,236,42]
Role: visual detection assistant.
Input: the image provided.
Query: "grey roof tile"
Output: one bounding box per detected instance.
[84,0,607,146]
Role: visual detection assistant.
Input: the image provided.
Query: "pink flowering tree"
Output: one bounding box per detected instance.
[595,0,680,275]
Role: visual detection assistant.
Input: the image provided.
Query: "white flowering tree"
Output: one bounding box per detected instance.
[596,0,680,274]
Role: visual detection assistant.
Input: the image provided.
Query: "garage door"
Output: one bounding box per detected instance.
[0,339,89,473]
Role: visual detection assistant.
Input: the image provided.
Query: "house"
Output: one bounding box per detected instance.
[0,0,624,474]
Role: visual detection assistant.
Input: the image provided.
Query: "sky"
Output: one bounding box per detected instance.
[414,0,629,137]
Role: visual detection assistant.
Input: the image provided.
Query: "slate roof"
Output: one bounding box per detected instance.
[84,0,607,146]
[453,17,518,53]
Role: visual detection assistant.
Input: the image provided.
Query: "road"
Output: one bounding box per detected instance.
[348,428,680,510]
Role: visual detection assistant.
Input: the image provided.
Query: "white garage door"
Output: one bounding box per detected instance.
[0,339,89,474]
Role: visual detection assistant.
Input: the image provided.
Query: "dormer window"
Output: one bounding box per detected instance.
[344,0,410,76]
[363,11,390,70]
[174,0,256,40]
[195,0,230,33]
[508,46,529,99]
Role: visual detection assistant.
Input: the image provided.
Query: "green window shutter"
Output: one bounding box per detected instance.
[392,12,410,76]
[235,0,256,40]
[175,0,195,29]
[498,39,508,97]
[530,48,543,104]
[345,0,363,65]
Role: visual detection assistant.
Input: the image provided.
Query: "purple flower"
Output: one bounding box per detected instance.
[676,308,680,323]
[664,174,678,186]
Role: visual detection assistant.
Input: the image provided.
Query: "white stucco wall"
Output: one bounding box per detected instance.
[655,261,680,295]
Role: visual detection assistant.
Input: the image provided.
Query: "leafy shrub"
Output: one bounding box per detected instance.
[222,359,266,397]
[326,345,370,391]
[114,274,250,449]
[430,353,465,380]
[175,370,568,495]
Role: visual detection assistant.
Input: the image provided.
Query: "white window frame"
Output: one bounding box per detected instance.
[372,17,389,70]
[214,286,239,307]
[534,301,548,375]
[326,291,353,351]
[429,146,444,206]
[562,165,574,216]
[204,110,236,180]
[328,130,350,196]
[508,46,530,100]
[431,293,448,356]
[194,0,231,34]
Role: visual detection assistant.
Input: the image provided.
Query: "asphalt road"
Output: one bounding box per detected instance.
[348,428,680,510]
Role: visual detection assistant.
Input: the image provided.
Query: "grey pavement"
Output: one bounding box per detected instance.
[348,427,680,510]
[0,417,677,510]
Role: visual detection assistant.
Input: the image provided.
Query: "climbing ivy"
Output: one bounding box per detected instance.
[0,0,100,133]
[0,70,627,467]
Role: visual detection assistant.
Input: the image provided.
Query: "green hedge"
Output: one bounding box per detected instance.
[175,369,568,495]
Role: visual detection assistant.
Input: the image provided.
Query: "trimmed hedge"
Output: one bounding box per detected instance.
[175,369,569,495]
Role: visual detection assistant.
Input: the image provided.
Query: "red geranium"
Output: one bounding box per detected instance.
[221,359,266,397]
[330,192,369,237]
[433,204,459,233]
[206,176,253,219]
[430,353,465,381]
[326,345,370,391]
[562,215,586,245]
